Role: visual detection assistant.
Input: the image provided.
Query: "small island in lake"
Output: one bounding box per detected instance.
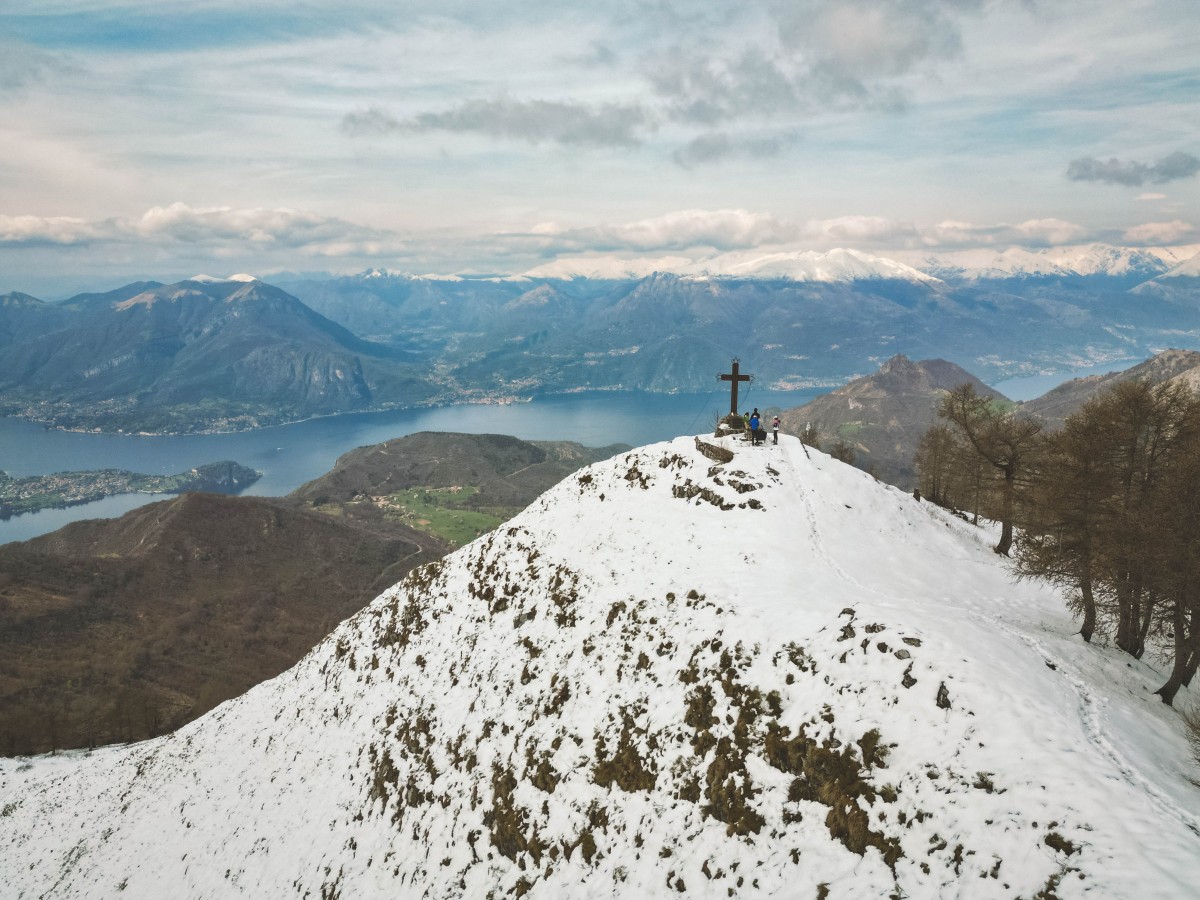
[0,461,261,519]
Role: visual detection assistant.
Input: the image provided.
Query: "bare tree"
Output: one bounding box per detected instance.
[1016,402,1113,642]
[1015,378,1200,703]
[914,424,957,507]
[938,384,1043,555]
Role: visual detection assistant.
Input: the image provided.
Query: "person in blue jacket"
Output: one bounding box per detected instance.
[749,409,761,445]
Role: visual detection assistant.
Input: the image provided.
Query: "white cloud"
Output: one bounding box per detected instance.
[0,203,398,256]
[1122,220,1196,245]
[921,218,1090,249]
[1011,218,1090,246]
[0,214,109,245]
[801,215,917,245]
[528,209,799,252]
[671,131,801,168]
[1137,193,1167,201]
[133,203,388,248]
[790,0,965,81]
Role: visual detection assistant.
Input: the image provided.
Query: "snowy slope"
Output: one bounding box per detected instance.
[912,244,1176,280]
[1156,251,1200,279]
[2,436,1199,899]
[521,249,937,283]
[708,248,938,283]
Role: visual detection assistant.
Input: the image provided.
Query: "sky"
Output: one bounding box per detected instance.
[1,0,1198,295]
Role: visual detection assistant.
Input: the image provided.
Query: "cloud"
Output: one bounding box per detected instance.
[672,131,801,167]
[0,203,396,256]
[1067,151,1200,187]
[343,97,651,148]
[529,209,799,253]
[0,214,107,245]
[802,215,917,245]
[0,2,415,52]
[649,49,803,125]
[1011,218,1090,246]
[648,0,974,125]
[1137,193,1167,201]
[1122,220,1196,245]
[922,218,1090,249]
[133,203,390,249]
[0,40,62,93]
[784,0,966,81]
[340,0,985,158]
[340,106,403,137]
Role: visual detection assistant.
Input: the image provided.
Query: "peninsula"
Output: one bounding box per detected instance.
[0,461,261,519]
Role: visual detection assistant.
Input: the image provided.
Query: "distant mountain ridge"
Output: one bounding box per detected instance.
[774,348,1200,492]
[0,277,438,432]
[1020,348,1200,427]
[2,250,1200,433]
[522,247,939,282]
[778,355,1006,488]
[914,243,1181,282]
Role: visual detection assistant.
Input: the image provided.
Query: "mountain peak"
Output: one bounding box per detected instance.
[3,435,1196,897]
[916,242,1173,280]
[877,353,918,377]
[0,290,44,307]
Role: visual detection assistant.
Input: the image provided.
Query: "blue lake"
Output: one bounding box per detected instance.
[991,358,1142,401]
[0,356,1153,545]
[0,388,816,544]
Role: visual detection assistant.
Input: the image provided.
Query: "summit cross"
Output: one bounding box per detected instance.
[718,359,753,416]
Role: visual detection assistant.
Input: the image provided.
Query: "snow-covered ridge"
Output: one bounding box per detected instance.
[909,243,1188,281]
[2,436,1197,898]
[341,244,1200,285]
[1157,250,1200,279]
[522,248,938,283]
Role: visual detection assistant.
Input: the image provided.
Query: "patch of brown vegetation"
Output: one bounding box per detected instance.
[0,492,446,756]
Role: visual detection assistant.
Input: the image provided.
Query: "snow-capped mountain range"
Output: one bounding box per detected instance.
[339,243,1200,285]
[521,248,939,283]
[908,243,1196,282]
[3,435,1197,898]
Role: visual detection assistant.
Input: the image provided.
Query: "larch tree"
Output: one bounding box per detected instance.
[1014,377,1200,704]
[1015,396,1115,643]
[937,384,1043,556]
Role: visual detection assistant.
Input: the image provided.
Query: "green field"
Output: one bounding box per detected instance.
[381,486,515,547]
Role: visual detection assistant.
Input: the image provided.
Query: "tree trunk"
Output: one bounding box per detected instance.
[1115,569,1141,656]
[1181,650,1200,688]
[1079,564,1097,643]
[1155,604,1192,705]
[993,466,1015,556]
[1135,591,1154,660]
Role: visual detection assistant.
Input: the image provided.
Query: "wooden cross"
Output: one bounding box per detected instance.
[718,358,753,415]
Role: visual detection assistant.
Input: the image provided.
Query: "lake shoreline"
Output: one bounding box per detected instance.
[0,388,824,545]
